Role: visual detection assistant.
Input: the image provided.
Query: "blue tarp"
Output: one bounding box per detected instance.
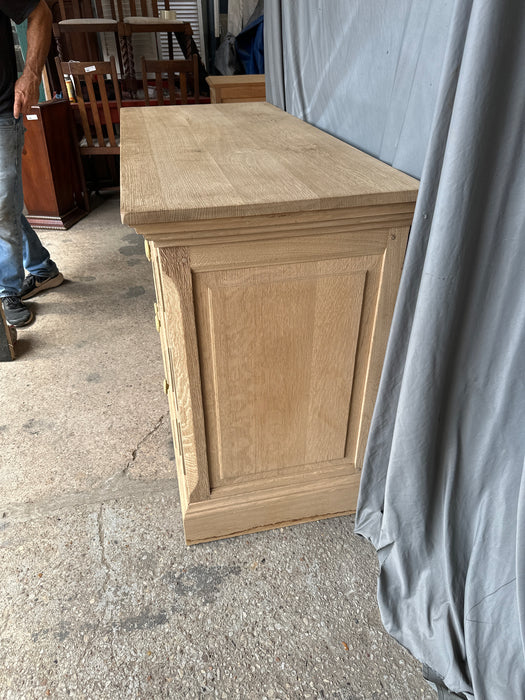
[236,15,264,74]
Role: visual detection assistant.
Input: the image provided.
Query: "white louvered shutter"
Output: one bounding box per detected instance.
[158,1,205,65]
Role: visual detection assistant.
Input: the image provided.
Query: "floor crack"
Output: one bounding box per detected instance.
[122,413,167,476]
[97,503,110,592]
[77,503,112,664]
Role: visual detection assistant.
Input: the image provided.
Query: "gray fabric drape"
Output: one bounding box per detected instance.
[265,2,525,698]
[264,0,455,178]
[264,0,285,109]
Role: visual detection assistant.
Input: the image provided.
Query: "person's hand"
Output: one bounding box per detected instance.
[13,70,41,119]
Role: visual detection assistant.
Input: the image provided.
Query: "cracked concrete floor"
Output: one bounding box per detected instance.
[0,194,436,700]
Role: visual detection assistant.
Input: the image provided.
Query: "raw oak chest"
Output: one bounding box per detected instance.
[121,102,418,544]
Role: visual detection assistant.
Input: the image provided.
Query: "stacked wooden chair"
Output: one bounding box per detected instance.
[52,0,198,94]
[141,54,200,105]
[55,56,122,201]
[52,0,125,76]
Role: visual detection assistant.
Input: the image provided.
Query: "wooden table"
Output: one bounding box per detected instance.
[120,102,419,544]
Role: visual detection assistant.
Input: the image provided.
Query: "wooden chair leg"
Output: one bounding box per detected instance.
[53,29,66,62]
[120,32,137,96]
[114,31,125,81]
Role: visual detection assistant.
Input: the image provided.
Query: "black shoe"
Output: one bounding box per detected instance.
[1,296,34,327]
[21,271,64,300]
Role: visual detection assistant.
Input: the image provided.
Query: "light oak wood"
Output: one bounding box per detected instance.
[120,103,418,227]
[157,246,210,504]
[194,256,370,485]
[184,468,362,545]
[206,74,266,104]
[120,102,418,544]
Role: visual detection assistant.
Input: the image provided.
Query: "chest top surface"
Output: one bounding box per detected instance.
[120,102,419,227]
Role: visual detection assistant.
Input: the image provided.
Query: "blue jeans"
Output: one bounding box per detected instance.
[0,115,58,297]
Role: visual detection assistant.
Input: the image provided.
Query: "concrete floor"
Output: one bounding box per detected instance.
[0,195,436,699]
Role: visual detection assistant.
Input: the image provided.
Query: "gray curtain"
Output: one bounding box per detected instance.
[264,0,455,178]
[265,2,525,698]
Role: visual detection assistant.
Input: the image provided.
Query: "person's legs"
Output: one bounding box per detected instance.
[20,213,64,299]
[0,117,63,323]
[0,115,25,298]
[22,216,59,278]
[15,115,60,280]
[17,118,64,300]
[0,116,32,326]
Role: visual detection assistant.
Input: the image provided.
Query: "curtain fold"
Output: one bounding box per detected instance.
[356,2,525,696]
[264,0,285,109]
[265,1,525,697]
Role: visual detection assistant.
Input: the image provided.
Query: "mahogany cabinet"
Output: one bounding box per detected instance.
[22,99,88,230]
